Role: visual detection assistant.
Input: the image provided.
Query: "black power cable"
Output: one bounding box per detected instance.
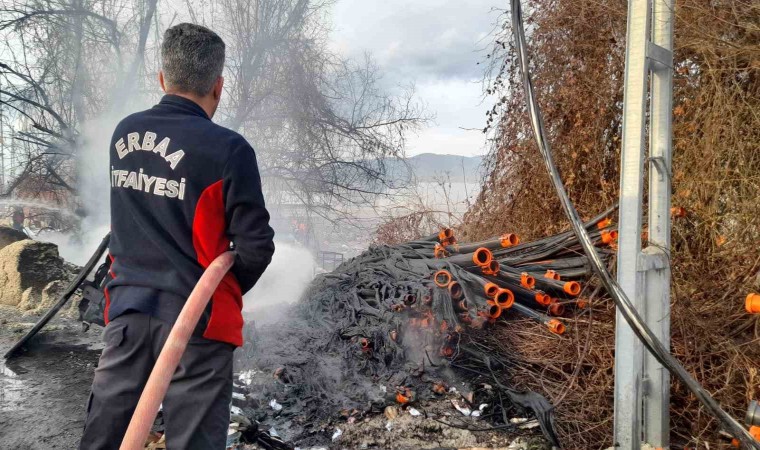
[508,0,760,447]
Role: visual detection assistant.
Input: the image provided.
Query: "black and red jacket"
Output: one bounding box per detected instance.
[106,94,275,346]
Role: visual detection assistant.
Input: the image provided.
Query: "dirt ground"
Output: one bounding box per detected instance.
[0,304,103,449]
[327,402,546,450]
[0,305,541,450]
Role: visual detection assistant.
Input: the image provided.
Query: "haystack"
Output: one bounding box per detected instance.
[0,240,65,306]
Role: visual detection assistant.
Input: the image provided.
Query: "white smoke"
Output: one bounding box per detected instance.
[38,101,152,265]
[243,241,315,321]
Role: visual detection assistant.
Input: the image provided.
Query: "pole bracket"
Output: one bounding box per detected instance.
[637,246,669,272]
[647,156,671,182]
[647,42,673,71]
[641,376,651,396]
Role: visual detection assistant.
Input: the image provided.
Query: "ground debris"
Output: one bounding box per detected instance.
[384,406,399,420]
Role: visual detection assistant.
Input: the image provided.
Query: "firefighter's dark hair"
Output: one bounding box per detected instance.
[161,23,225,96]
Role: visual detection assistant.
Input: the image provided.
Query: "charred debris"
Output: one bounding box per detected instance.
[234,207,618,448]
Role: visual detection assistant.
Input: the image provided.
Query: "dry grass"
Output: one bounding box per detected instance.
[455,0,760,447]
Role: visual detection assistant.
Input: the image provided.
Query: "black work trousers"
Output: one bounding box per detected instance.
[79,312,233,450]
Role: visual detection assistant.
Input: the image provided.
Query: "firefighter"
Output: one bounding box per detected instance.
[80,23,275,449]
[11,207,24,231]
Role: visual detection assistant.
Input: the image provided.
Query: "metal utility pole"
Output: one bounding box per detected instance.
[614,0,674,448]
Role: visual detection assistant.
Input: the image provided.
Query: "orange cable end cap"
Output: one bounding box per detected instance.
[544,270,560,281]
[438,228,454,242]
[486,301,502,319]
[597,218,612,229]
[549,303,565,316]
[601,229,619,245]
[433,270,452,288]
[521,272,536,289]
[448,281,463,299]
[484,282,500,298]
[472,247,493,268]
[482,260,500,276]
[495,288,514,308]
[500,233,520,247]
[547,319,566,335]
[746,293,760,314]
[563,281,581,296]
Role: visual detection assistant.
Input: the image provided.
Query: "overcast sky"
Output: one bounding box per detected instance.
[330,1,500,158]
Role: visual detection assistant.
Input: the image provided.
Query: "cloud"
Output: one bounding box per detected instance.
[332,0,497,81]
[331,0,498,156]
[405,78,489,156]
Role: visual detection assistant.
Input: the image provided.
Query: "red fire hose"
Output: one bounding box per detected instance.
[120,251,236,450]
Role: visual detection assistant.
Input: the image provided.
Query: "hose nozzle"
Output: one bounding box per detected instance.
[440,346,454,357]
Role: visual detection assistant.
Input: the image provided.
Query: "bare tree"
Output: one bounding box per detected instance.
[0,0,427,233]
[212,0,427,223]
[0,0,158,204]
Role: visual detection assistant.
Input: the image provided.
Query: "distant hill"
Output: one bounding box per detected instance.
[386,153,484,183]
